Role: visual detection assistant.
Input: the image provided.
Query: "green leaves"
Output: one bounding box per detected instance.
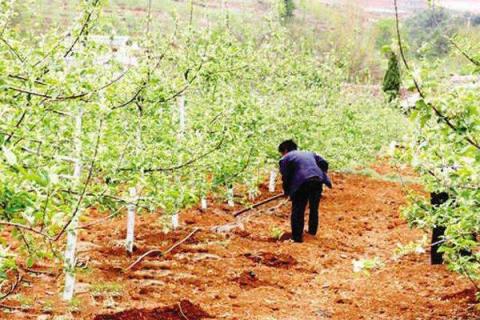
[398,29,480,280]
[383,51,401,101]
[0,0,410,278]
[0,244,17,279]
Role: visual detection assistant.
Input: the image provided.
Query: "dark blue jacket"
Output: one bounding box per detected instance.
[279,150,332,197]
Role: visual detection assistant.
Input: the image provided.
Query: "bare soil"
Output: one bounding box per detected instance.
[1,168,479,320]
[94,299,212,320]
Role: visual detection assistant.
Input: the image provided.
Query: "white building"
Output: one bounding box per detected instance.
[90,35,139,67]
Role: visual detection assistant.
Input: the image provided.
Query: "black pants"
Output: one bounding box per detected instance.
[290,180,323,242]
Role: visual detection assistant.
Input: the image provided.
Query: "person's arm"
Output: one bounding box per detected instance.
[314,154,329,172]
[279,158,292,196]
[314,153,332,189]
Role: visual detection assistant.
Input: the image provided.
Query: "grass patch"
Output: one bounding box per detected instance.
[91,281,124,298]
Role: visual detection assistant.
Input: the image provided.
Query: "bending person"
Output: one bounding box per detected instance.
[278,140,332,243]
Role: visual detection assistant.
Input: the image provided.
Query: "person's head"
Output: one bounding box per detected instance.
[278,139,298,156]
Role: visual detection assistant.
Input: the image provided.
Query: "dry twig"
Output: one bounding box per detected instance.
[126,228,200,270]
[178,301,190,320]
[0,272,23,301]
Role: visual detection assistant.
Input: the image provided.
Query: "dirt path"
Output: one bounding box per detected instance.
[1,171,478,319]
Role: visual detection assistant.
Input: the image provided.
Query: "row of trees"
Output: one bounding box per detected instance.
[375,7,480,58]
[0,0,405,297]
[389,1,480,281]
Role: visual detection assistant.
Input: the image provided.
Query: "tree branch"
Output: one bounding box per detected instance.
[4,110,28,144]
[393,0,480,151]
[110,54,166,111]
[0,222,52,239]
[111,83,146,110]
[121,133,226,173]
[63,0,101,58]
[158,57,205,103]
[7,74,47,86]
[0,273,23,301]
[7,70,128,102]
[0,37,25,63]
[447,37,480,67]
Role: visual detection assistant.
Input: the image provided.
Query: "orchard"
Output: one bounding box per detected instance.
[0,0,478,319]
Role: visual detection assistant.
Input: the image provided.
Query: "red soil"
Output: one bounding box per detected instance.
[0,169,478,319]
[94,300,211,320]
[244,252,297,268]
[234,271,268,289]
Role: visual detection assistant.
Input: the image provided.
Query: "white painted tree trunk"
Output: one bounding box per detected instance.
[201,197,207,210]
[63,215,79,301]
[227,187,234,207]
[62,107,83,301]
[171,213,180,230]
[135,120,142,154]
[268,170,277,192]
[73,108,83,179]
[177,95,186,138]
[125,187,137,253]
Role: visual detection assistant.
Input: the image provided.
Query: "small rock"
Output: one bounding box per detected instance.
[211,221,244,233]
[77,241,102,253]
[192,253,221,261]
[53,315,74,320]
[335,298,352,304]
[75,282,91,293]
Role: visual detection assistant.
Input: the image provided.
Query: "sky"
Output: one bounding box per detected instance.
[438,0,480,13]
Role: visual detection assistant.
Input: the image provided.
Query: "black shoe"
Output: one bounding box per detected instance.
[307,231,317,236]
[293,238,303,243]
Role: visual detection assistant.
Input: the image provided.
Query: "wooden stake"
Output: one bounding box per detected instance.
[177,95,186,138]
